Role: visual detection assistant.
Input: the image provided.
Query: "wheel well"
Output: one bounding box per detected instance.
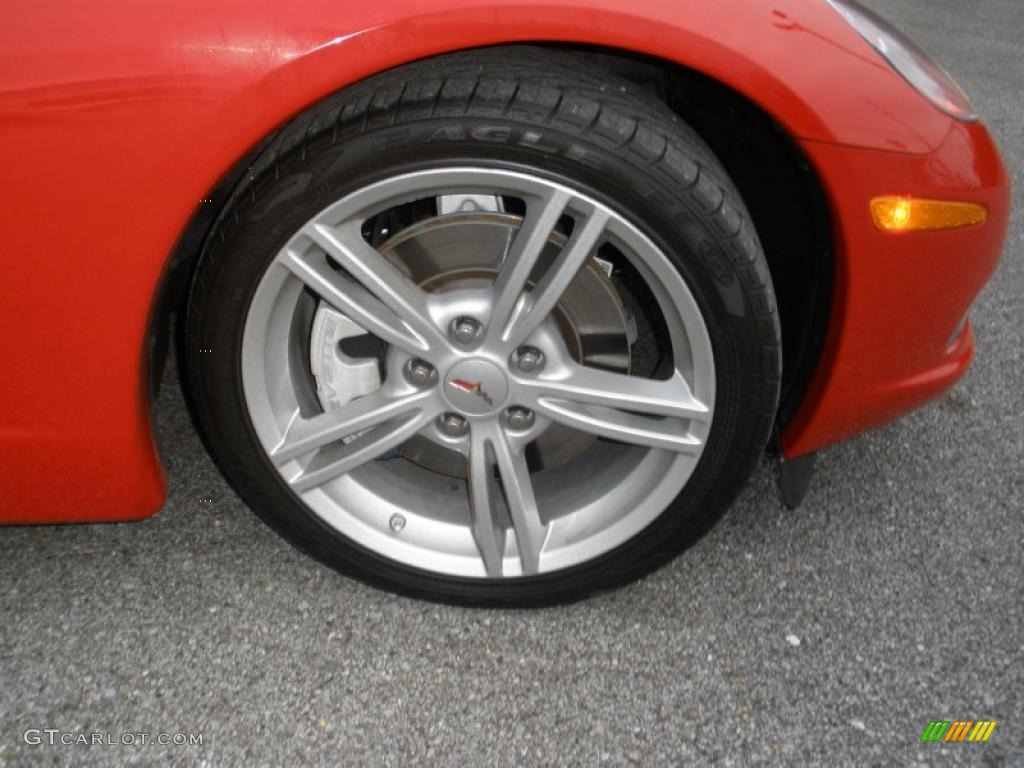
[543,46,834,435]
[674,67,834,434]
[149,43,833,436]
[145,129,276,403]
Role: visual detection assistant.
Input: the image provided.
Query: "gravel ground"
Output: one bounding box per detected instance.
[1,1,1021,765]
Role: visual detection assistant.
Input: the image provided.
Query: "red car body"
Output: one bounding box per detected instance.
[0,0,1009,523]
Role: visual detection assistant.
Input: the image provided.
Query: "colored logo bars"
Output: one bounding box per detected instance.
[920,721,997,743]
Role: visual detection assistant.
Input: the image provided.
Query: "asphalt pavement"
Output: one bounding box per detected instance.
[1,1,1021,765]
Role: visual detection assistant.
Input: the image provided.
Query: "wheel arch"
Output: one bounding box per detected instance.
[147,44,833,453]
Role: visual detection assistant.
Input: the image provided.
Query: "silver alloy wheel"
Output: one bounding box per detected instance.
[241,167,715,579]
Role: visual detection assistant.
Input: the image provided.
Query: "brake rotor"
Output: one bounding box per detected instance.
[310,210,632,477]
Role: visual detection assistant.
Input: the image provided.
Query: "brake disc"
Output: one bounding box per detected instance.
[310,205,632,477]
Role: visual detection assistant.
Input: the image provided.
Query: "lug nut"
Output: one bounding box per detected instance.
[451,316,482,345]
[516,347,544,373]
[506,407,535,431]
[440,413,469,437]
[406,359,435,387]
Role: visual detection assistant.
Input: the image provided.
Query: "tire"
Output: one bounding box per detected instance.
[184,46,781,606]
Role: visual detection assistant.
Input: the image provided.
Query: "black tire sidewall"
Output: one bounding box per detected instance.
[186,95,778,606]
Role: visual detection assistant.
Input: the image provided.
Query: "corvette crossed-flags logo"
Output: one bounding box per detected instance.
[448,378,494,407]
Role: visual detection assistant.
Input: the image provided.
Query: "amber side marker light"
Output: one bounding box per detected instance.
[871,197,988,232]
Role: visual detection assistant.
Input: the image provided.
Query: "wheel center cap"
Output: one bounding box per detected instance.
[444,359,508,416]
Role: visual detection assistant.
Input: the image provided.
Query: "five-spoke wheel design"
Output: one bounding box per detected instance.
[241,168,715,578]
